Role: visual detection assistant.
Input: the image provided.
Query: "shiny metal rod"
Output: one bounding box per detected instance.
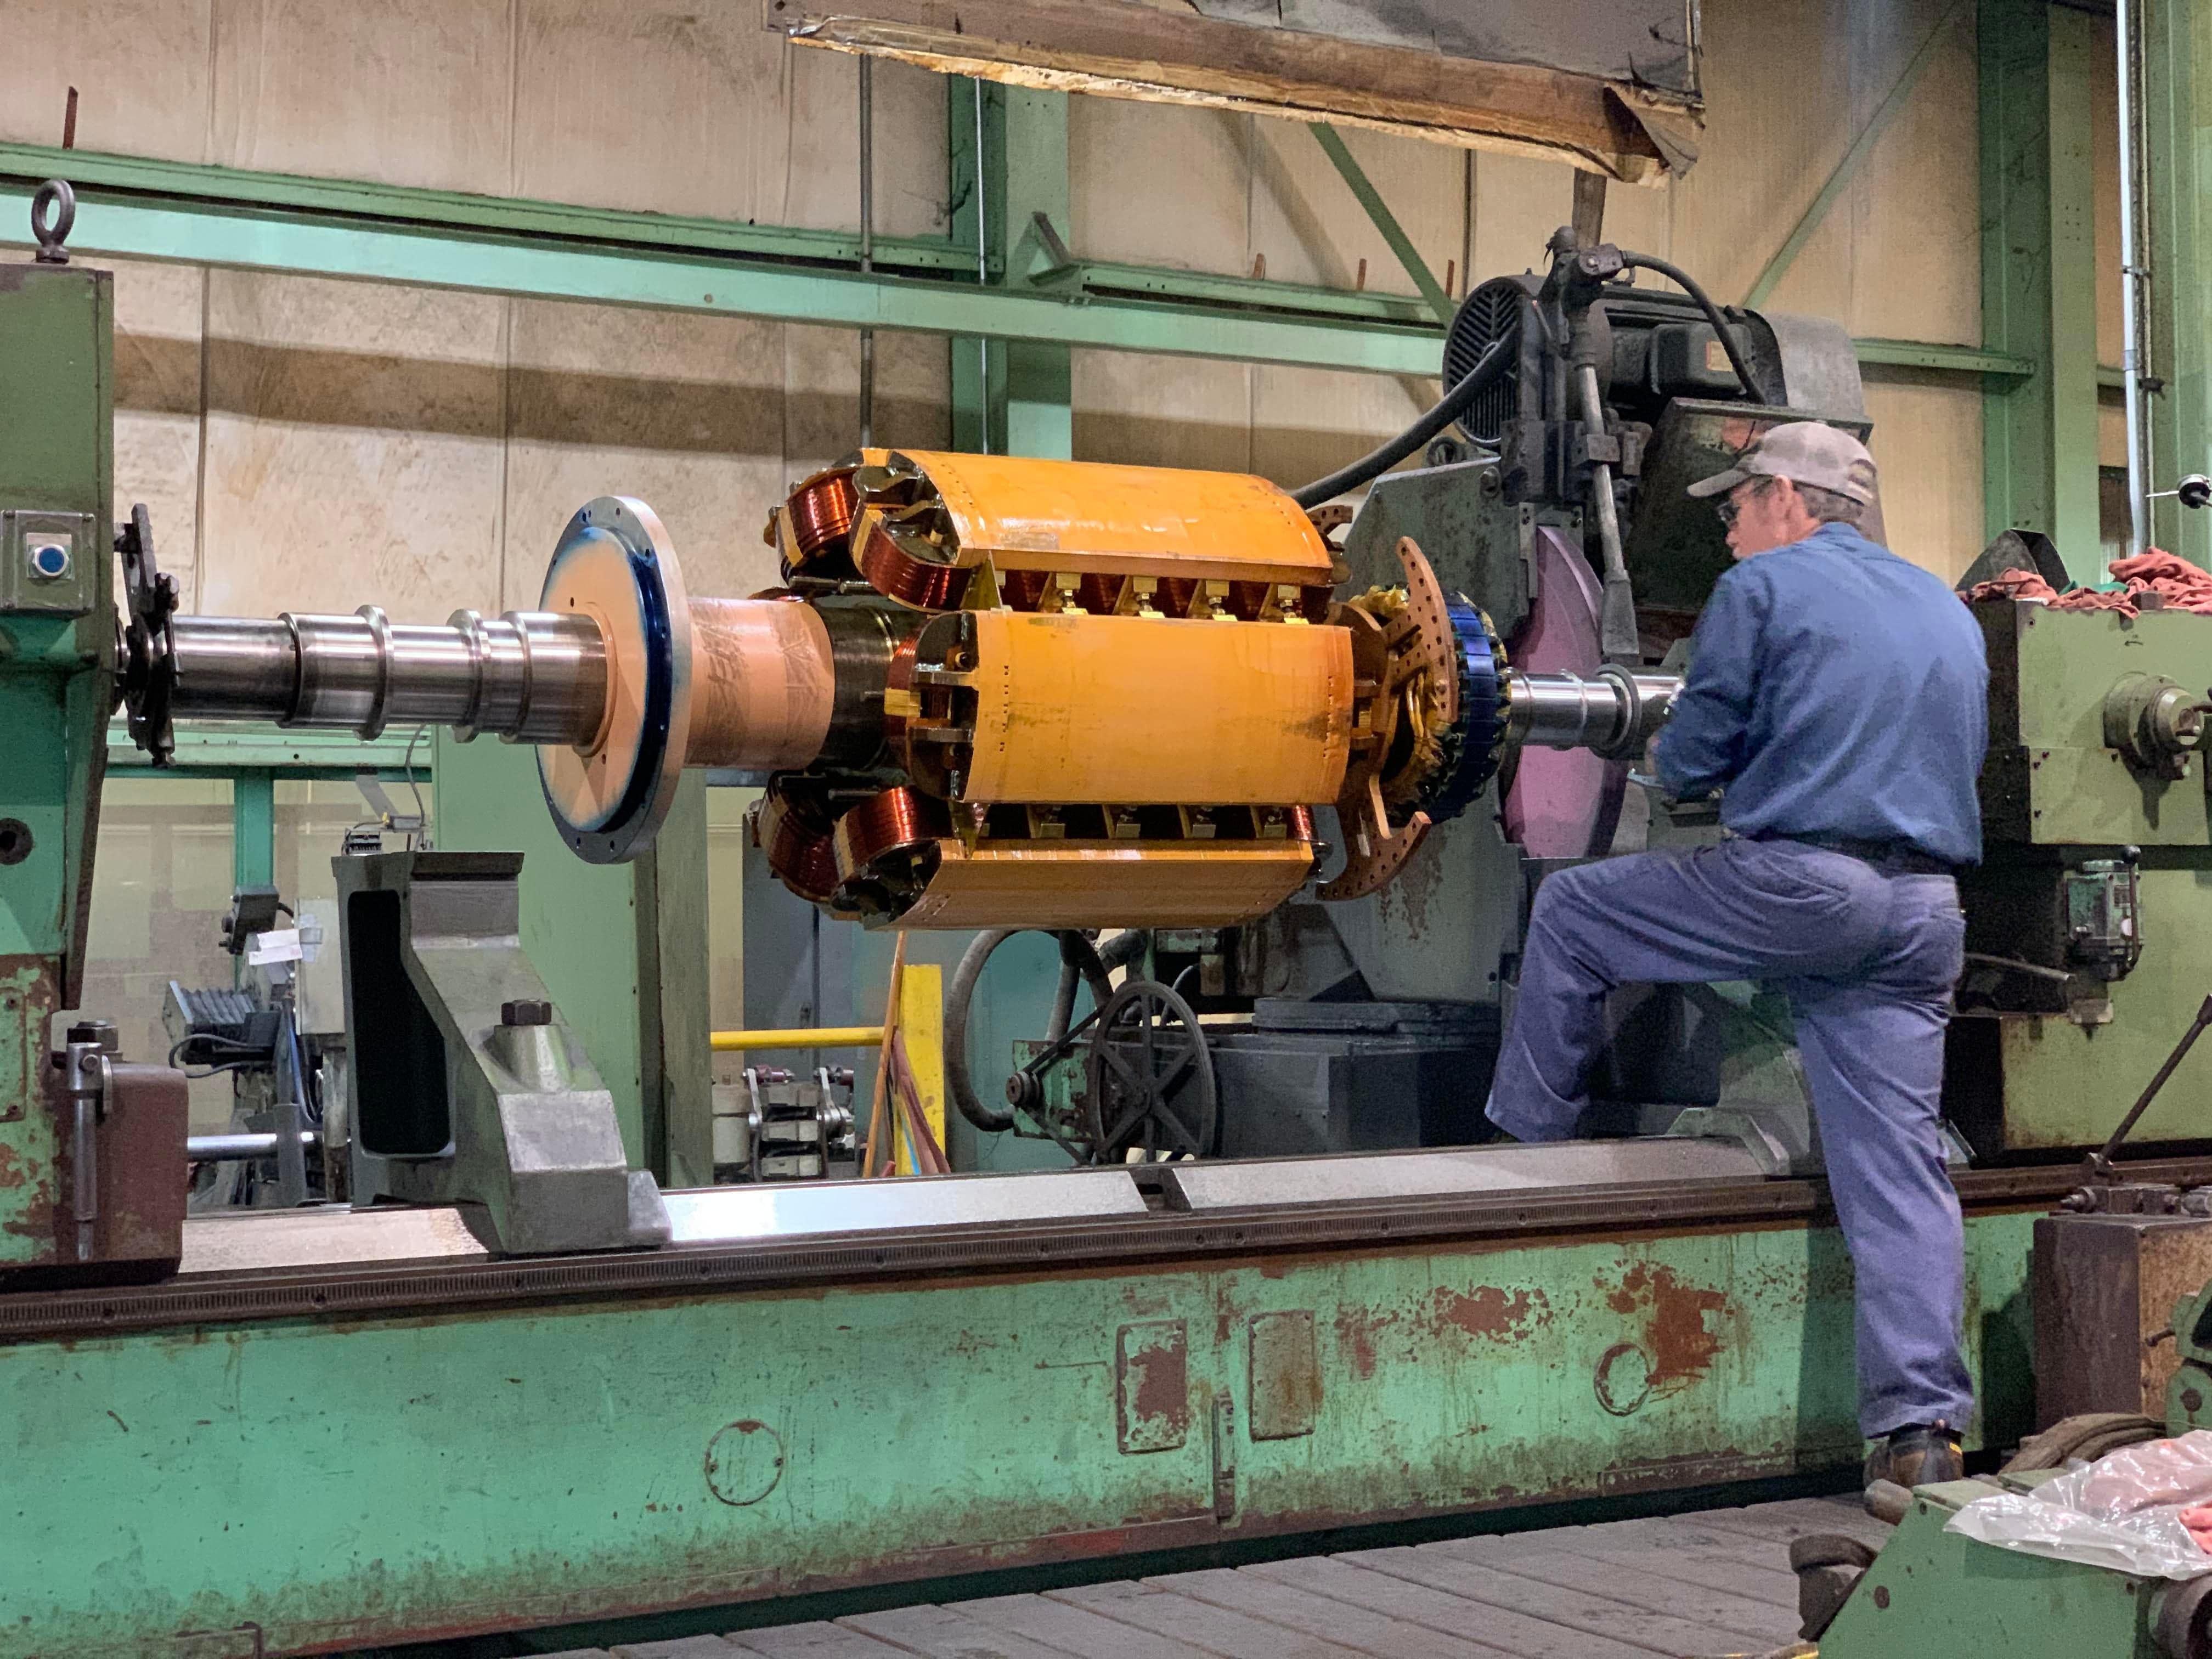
[1506,668,1681,758]
[187,1131,318,1161]
[167,606,608,746]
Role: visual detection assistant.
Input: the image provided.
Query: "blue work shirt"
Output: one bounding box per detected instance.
[1652,521,1988,867]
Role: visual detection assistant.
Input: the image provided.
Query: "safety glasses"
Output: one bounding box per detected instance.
[1715,476,1775,528]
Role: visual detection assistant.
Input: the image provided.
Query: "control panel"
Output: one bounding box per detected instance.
[1,508,99,616]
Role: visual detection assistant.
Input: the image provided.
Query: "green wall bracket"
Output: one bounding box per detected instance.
[1745,0,1968,309]
[1306,122,1455,325]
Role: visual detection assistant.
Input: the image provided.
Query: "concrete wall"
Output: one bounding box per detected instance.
[6,0,1995,603]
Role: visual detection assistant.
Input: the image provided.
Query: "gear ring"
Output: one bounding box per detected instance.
[1417,598,1505,824]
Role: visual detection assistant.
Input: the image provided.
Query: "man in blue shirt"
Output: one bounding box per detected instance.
[1484,421,1988,1489]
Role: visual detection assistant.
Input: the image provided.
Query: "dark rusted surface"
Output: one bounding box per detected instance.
[2033,1210,2212,1425]
[1430,1284,1549,1342]
[0,1153,2198,1344]
[98,1060,189,1272]
[1116,1320,1190,1452]
[1604,1261,1730,1396]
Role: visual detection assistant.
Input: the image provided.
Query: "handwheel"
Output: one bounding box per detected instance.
[1084,979,1218,1162]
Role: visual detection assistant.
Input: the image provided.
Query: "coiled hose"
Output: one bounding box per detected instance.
[946,928,1149,1133]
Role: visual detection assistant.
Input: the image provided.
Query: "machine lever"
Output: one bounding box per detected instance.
[2090,993,2212,1178]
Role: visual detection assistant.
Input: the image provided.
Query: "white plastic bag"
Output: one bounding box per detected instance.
[1947,1430,2212,1579]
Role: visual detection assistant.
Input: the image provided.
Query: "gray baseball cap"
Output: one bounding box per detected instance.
[1686,421,1878,504]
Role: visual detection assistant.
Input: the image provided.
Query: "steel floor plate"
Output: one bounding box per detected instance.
[540,1495,1884,1659]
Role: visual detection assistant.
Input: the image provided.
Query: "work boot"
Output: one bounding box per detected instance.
[1864,1422,1964,1490]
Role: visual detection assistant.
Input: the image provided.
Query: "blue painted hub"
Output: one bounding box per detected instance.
[1418,599,1503,825]
[544,501,675,862]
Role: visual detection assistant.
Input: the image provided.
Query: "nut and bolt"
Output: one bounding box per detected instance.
[500,998,553,1028]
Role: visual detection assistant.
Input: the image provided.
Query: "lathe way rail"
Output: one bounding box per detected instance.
[0,1155,2177,1344]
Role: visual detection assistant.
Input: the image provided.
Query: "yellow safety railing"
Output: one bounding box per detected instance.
[709,1025,884,1052]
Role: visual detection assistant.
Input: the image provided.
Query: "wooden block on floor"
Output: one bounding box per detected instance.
[1145,1566,1511,1658]
[951,1592,1220,1658]
[726,1622,916,1657]
[1426,1536,1801,1645]
[1049,1579,1368,1659]
[841,1603,1086,1658]
[1243,1555,1658,1659]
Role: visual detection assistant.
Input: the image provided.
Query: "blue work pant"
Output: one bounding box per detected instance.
[1485,836,1974,1440]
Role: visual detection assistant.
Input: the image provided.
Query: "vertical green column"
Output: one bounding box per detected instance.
[947,77,1005,455]
[946,79,1071,459]
[1001,88,1073,460]
[2144,0,2212,566]
[1980,0,2103,579]
[230,770,274,891]
[0,262,114,1263]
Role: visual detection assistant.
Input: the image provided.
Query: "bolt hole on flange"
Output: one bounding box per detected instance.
[0,819,32,866]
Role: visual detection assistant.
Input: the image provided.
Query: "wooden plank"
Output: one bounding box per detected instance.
[1048,1579,1369,1658]
[1143,1566,1515,1659]
[840,1604,1091,1659]
[1689,1497,1894,1552]
[763,0,1687,180]
[1342,1545,1763,1657]
[1425,1537,1802,1646]
[951,1593,1221,1659]
[1240,1556,1658,1659]
[1541,1522,1803,1610]
[726,1623,917,1658]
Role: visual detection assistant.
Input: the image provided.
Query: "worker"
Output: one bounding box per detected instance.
[1484,422,1987,1489]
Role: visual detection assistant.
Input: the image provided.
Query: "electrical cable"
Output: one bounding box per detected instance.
[1290,330,1517,509]
[1615,251,1771,405]
[401,724,430,848]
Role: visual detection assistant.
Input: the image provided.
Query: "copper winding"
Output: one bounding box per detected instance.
[788,473,859,561]
[759,783,842,903]
[857,520,973,611]
[833,786,951,884]
[684,597,836,771]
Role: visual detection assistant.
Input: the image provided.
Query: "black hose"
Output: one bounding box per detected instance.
[1290,331,1517,509]
[945,929,1119,1133]
[1617,252,1772,406]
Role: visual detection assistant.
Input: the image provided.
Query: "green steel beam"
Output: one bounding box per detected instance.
[2145,0,2212,566]
[1980,0,2104,579]
[1002,89,1073,459]
[230,769,274,892]
[1071,259,1436,324]
[1306,122,1455,325]
[0,178,1448,378]
[0,142,979,277]
[0,157,2050,394]
[946,78,1004,450]
[1743,0,1968,309]
[103,716,425,777]
[1853,338,2035,376]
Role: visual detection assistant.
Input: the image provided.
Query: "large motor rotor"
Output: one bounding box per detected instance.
[118,453,1679,926]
